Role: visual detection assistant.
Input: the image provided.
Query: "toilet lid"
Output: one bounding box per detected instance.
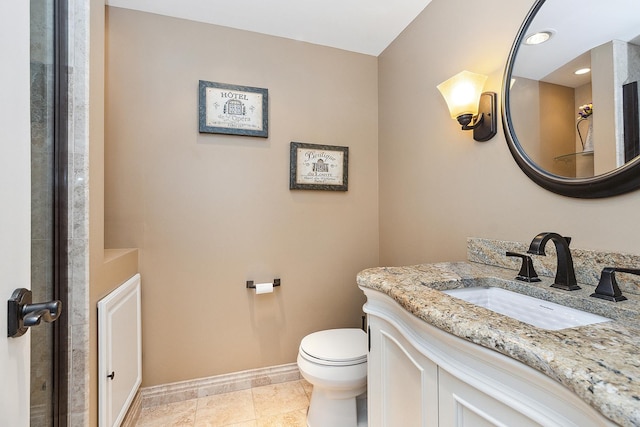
[300,328,367,364]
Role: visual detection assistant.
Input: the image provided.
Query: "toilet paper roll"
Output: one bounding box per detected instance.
[255,282,274,294]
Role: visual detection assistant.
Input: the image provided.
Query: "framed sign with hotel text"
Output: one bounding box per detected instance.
[289,142,349,191]
[198,80,268,137]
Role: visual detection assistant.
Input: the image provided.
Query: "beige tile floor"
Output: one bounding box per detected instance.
[135,380,312,427]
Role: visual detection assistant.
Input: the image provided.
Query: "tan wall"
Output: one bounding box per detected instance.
[88,2,142,426]
[509,77,541,162]
[378,0,640,267]
[539,81,575,176]
[104,7,379,387]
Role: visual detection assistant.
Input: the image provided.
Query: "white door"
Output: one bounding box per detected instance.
[0,1,32,425]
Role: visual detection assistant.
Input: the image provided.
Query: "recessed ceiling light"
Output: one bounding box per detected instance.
[524,31,554,45]
[575,68,591,75]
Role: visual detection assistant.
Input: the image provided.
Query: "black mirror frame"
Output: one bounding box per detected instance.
[502,0,640,199]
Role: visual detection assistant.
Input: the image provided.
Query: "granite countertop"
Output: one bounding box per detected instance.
[357,261,640,427]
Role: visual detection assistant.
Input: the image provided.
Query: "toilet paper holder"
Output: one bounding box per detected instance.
[246,279,281,289]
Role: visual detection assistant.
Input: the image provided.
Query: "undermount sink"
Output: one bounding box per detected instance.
[443,287,611,330]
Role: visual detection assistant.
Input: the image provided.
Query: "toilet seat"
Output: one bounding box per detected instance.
[299,328,367,366]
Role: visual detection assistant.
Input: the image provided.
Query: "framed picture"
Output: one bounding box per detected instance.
[289,142,349,191]
[198,80,268,137]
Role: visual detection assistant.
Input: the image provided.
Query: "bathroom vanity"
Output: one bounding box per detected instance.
[358,238,640,427]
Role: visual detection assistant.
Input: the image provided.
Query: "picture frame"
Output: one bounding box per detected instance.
[289,142,349,191]
[198,80,268,137]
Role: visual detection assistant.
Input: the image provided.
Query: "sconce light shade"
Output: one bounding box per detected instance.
[437,70,497,142]
[437,71,487,119]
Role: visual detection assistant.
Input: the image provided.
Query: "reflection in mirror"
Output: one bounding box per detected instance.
[508,0,640,179]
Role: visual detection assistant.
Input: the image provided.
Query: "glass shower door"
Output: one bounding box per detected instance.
[30,0,68,425]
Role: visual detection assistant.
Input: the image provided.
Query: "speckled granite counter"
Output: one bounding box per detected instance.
[357,239,640,427]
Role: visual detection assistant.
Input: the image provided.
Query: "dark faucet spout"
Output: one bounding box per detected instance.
[527,232,580,291]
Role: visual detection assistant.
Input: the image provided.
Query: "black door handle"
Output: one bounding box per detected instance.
[8,288,62,338]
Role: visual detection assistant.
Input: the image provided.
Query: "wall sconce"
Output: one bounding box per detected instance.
[437,70,497,142]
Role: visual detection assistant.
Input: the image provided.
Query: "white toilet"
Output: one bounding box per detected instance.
[297,328,368,427]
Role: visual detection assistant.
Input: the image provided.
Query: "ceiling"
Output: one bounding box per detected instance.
[513,0,640,88]
[105,0,434,56]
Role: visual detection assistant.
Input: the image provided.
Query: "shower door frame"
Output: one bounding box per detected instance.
[51,0,69,425]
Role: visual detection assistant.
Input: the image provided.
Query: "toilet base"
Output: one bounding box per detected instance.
[356,393,367,427]
[306,390,367,427]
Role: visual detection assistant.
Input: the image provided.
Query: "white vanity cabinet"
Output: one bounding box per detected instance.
[438,368,544,427]
[362,288,616,427]
[367,314,438,426]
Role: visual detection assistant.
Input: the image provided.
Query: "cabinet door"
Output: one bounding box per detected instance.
[438,368,543,427]
[368,316,438,427]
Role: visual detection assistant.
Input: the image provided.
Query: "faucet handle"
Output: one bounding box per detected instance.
[506,252,541,282]
[590,267,640,302]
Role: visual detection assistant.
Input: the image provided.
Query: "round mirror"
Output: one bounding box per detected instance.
[503,0,640,198]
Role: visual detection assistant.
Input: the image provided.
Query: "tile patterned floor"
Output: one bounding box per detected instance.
[135,380,312,427]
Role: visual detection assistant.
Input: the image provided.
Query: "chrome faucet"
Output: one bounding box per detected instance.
[527,232,581,291]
